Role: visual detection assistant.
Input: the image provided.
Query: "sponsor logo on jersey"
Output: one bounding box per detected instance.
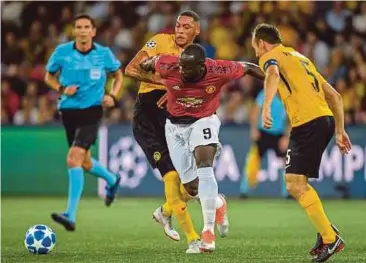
[176,97,203,108]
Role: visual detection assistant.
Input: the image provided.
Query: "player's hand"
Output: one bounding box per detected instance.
[262,107,273,129]
[335,131,352,155]
[157,93,168,109]
[103,94,116,108]
[63,85,78,96]
[278,136,288,153]
[250,128,260,141]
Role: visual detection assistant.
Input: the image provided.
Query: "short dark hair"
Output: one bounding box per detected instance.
[178,10,200,22]
[182,43,206,63]
[252,23,282,44]
[73,14,96,28]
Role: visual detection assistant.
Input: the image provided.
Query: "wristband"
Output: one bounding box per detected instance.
[109,94,118,105]
[58,85,65,94]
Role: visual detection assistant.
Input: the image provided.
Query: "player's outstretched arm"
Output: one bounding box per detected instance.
[125,51,164,85]
[239,62,265,81]
[322,82,352,154]
[262,65,280,129]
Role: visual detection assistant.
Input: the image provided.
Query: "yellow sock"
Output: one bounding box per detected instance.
[162,202,172,217]
[179,183,195,202]
[298,184,336,244]
[164,171,200,243]
[245,145,261,188]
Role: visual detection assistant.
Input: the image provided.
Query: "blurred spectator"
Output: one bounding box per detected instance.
[13,97,39,125]
[326,2,351,32]
[303,31,330,72]
[326,48,347,85]
[353,2,366,33]
[37,96,55,124]
[2,32,25,65]
[1,79,20,120]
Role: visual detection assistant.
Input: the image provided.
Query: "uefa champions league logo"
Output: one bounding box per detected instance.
[108,136,148,188]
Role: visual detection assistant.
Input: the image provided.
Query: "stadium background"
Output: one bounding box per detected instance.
[2,1,366,262]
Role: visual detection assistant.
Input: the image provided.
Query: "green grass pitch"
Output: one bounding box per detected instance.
[2,197,366,263]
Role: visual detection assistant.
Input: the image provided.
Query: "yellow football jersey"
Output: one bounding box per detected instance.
[138,34,183,94]
[259,44,333,127]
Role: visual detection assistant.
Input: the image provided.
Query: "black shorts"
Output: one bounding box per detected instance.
[60,106,103,150]
[285,116,335,178]
[256,131,285,158]
[132,90,175,176]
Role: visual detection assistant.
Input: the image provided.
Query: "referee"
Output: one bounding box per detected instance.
[44,14,123,231]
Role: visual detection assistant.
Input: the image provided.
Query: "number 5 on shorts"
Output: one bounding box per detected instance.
[285,149,291,165]
[203,128,212,139]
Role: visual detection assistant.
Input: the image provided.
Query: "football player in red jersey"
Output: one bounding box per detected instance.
[140,44,264,252]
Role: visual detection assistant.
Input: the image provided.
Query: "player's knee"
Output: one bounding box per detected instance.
[67,147,86,168]
[183,179,199,197]
[196,160,213,168]
[285,174,308,199]
[286,181,307,200]
[82,159,92,171]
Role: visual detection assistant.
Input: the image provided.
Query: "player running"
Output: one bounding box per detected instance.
[140,44,264,252]
[251,23,351,262]
[240,89,289,198]
[44,15,123,231]
[125,11,202,253]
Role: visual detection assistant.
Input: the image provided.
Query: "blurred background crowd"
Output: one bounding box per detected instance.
[2,1,366,126]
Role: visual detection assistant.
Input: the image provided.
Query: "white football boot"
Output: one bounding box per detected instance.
[199,230,216,253]
[152,206,180,241]
[216,193,229,238]
[186,239,201,254]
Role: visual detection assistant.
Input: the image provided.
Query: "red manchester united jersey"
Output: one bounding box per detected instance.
[155,55,244,118]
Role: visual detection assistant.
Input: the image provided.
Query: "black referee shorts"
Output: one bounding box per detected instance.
[285,116,335,178]
[132,90,175,177]
[256,131,285,158]
[60,106,103,150]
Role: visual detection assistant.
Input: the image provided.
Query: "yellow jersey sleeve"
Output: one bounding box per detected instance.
[315,71,327,86]
[259,48,280,72]
[141,34,167,57]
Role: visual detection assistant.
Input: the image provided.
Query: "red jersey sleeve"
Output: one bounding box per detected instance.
[215,60,245,81]
[155,55,179,78]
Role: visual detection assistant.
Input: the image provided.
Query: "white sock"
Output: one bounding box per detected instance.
[197,167,218,233]
[216,195,224,209]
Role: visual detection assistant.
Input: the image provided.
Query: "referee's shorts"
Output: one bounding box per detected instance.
[59,105,103,150]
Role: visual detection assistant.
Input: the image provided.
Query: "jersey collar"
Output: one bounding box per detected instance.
[73,41,96,55]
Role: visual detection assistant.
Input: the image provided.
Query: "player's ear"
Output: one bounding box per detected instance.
[91,28,96,37]
[195,23,200,36]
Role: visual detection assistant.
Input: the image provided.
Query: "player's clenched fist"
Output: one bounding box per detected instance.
[335,131,352,155]
[63,85,78,96]
[102,94,116,107]
[262,107,273,129]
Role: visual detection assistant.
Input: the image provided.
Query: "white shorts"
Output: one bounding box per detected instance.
[165,114,221,184]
